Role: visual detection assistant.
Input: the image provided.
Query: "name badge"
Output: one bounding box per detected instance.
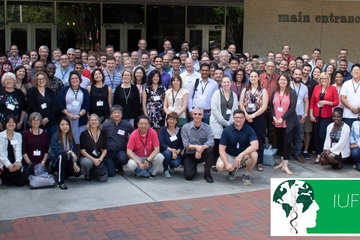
[153,96,160,101]
[92,150,98,156]
[226,109,232,115]
[96,101,104,106]
[277,107,283,112]
[144,149,147,155]
[236,142,240,149]
[117,129,125,135]
[248,103,255,108]
[41,103,47,109]
[72,100,80,106]
[33,149,41,156]
[11,140,18,145]
[170,135,178,142]
[317,103,322,107]
[7,104,15,110]
[198,95,206,100]
[168,106,175,112]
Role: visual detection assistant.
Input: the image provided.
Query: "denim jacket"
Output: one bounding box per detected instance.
[49,133,76,167]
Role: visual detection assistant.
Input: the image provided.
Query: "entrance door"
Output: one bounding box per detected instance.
[6,23,56,53]
[186,25,225,52]
[102,24,145,52]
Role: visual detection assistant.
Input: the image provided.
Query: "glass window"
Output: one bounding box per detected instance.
[226,7,244,53]
[57,3,100,51]
[146,5,185,52]
[7,1,53,22]
[187,6,224,25]
[103,4,144,24]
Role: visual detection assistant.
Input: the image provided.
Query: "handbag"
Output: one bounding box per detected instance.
[91,161,108,182]
[29,165,56,189]
[263,144,277,166]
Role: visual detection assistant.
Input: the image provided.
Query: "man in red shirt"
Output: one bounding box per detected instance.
[282,45,294,61]
[127,116,164,178]
[82,53,99,79]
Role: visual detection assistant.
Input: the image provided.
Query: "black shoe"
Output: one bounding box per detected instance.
[303,152,311,160]
[85,173,91,181]
[211,166,218,172]
[118,167,125,176]
[149,173,157,179]
[204,175,214,183]
[58,183,68,190]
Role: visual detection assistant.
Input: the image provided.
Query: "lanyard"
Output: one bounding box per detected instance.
[10,56,20,69]
[89,130,99,143]
[172,89,179,107]
[138,130,148,149]
[61,68,69,80]
[352,80,360,94]
[278,93,284,106]
[122,86,131,105]
[71,87,80,100]
[200,80,209,94]
[106,70,114,88]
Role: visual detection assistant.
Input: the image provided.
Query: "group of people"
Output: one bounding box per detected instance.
[0,40,359,190]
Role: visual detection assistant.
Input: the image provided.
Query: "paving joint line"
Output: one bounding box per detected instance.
[121,175,158,202]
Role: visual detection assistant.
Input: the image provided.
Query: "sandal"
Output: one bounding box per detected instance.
[257,164,264,171]
[314,158,320,164]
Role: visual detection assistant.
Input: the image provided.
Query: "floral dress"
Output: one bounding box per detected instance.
[145,85,166,128]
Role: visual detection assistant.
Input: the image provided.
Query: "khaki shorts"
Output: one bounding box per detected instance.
[217,154,248,168]
[304,114,312,133]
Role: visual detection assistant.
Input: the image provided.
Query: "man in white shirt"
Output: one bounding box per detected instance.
[180,58,201,90]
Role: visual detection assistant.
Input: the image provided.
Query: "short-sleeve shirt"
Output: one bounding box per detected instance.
[219,124,258,156]
[290,82,308,116]
[127,128,159,157]
[340,79,360,119]
[102,119,135,151]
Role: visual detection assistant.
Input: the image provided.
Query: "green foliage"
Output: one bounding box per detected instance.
[226,7,244,51]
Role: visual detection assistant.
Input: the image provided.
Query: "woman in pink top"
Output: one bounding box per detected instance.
[270,74,297,175]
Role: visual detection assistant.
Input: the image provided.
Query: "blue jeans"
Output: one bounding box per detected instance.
[105,150,128,177]
[351,147,360,171]
[162,150,182,171]
[293,115,304,157]
[313,116,332,155]
[343,118,356,129]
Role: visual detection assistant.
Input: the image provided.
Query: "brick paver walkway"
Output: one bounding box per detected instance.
[0,189,356,240]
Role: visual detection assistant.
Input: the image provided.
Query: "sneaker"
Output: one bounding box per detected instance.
[149,173,157,179]
[169,168,175,174]
[228,168,239,181]
[303,152,311,160]
[242,174,252,186]
[58,183,68,190]
[162,170,171,179]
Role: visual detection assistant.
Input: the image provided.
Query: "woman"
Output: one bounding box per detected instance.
[325,64,336,85]
[57,71,91,152]
[113,70,141,127]
[79,114,108,182]
[329,59,337,70]
[133,66,147,99]
[270,74,297,175]
[239,70,268,171]
[332,71,345,108]
[27,72,57,137]
[24,64,33,85]
[209,62,218,79]
[310,72,339,163]
[0,72,27,131]
[288,59,296,75]
[201,50,210,59]
[320,108,350,170]
[49,117,81,189]
[123,57,133,71]
[163,75,189,127]
[14,66,32,97]
[159,112,183,178]
[311,67,322,83]
[22,112,50,178]
[210,76,239,162]
[244,61,254,79]
[0,115,24,186]
[0,60,13,81]
[231,68,248,101]
[87,69,111,123]
[142,70,166,133]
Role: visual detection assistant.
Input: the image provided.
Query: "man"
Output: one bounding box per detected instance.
[180,58,201,90]
[131,51,140,67]
[67,48,76,68]
[190,47,200,72]
[105,45,114,58]
[227,44,236,56]
[0,53,7,66]
[260,60,279,146]
[225,57,240,79]
[52,47,62,68]
[275,52,283,70]
[92,40,103,60]
[82,53,98,79]
[45,62,64,97]
[38,45,50,65]
[81,50,88,68]
[251,55,259,70]
[216,109,258,185]
[55,54,73,82]
[104,56,123,101]
[166,48,175,59]
[282,45,294,61]
[162,54,172,74]
[212,48,220,64]
[188,63,218,124]
[64,62,91,88]
[213,68,224,87]
[149,49,158,66]
[134,52,154,74]
[257,57,266,74]
[100,54,107,70]
[338,59,352,82]
[29,50,38,65]
[181,107,215,183]
[102,105,135,177]
[340,64,360,128]
[218,50,230,74]
[337,49,353,72]
[8,44,21,69]
[201,56,211,65]
[238,54,247,68]
[152,56,171,88]
[301,63,318,160]
[295,57,304,69]
[21,53,30,66]
[169,56,181,77]
[308,48,321,72]
[267,51,275,61]
[122,51,130,59]
[179,51,188,74]
[159,40,171,57]
[176,41,190,57]
[302,54,309,63]
[34,61,45,73]
[137,39,148,62]
[127,115,164,178]
[315,58,325,70]
[75,48,82,63]
[114,51,124,73]
[290,68,309,163]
